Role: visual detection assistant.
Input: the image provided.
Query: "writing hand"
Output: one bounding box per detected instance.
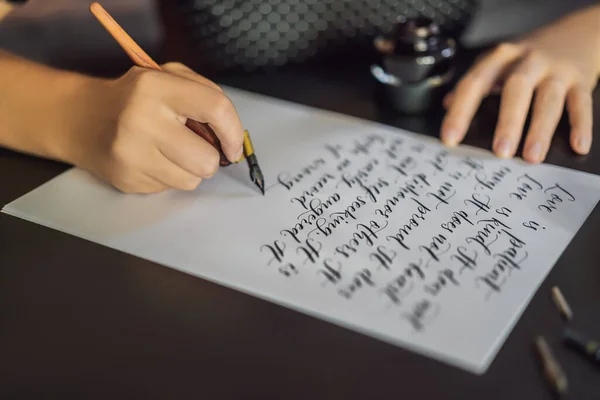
[441,6,600,163]
[70,63,244,194]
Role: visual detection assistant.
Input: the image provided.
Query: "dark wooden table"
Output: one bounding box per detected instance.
[1,57,599,399]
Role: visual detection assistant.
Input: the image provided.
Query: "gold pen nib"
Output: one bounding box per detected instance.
[243,130,265,195]
[248,154,265,195]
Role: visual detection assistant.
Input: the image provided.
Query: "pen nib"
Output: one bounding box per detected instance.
[247,154,265,195]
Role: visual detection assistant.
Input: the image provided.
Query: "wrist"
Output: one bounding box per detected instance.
[592,6,600,78]
[582,5,600,79]
[49,73,113,167]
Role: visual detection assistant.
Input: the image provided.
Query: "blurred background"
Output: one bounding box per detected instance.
[1,0,597,79]
[0,0,160,76]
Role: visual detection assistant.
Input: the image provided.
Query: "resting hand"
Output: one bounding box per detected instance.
[441,5,600,163]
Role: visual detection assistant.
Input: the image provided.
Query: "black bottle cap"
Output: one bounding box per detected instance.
[375,16,455,83]
[371,15,457,114]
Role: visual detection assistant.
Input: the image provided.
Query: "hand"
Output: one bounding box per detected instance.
[441,6,600,163]
[66,62,244,194]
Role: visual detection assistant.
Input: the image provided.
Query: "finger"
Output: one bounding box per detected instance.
[134,176,168,194]
[146,151,204,191]
[445,83,502,110]
[155,119,222,179]
[156,72,244,162]
[493,52,549,158]
[566,85,593,155]
[94,157,168,194]
[522,77,568,163]
[161,62,224,93]
[441,43,523,145]
[112,172,167,194]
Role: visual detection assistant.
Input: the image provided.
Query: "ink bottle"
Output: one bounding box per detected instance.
[371,16,456,114]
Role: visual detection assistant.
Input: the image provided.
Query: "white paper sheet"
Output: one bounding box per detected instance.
[4,87,600,374]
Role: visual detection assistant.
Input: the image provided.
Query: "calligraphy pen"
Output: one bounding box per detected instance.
[89,2,265,195]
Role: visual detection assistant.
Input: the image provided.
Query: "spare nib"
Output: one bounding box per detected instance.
[247,153,265,195]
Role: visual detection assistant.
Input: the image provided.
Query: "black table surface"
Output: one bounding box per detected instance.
[1,59,599,399]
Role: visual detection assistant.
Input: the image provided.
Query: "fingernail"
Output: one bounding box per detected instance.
[577,136,590,153]
[442,128,460,146]
[527,142,544,162]
[494,138,513,158]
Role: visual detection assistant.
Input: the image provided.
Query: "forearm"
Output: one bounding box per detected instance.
[0,50,106,163]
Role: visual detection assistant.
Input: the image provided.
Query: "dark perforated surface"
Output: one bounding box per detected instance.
[173,0,476,71]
